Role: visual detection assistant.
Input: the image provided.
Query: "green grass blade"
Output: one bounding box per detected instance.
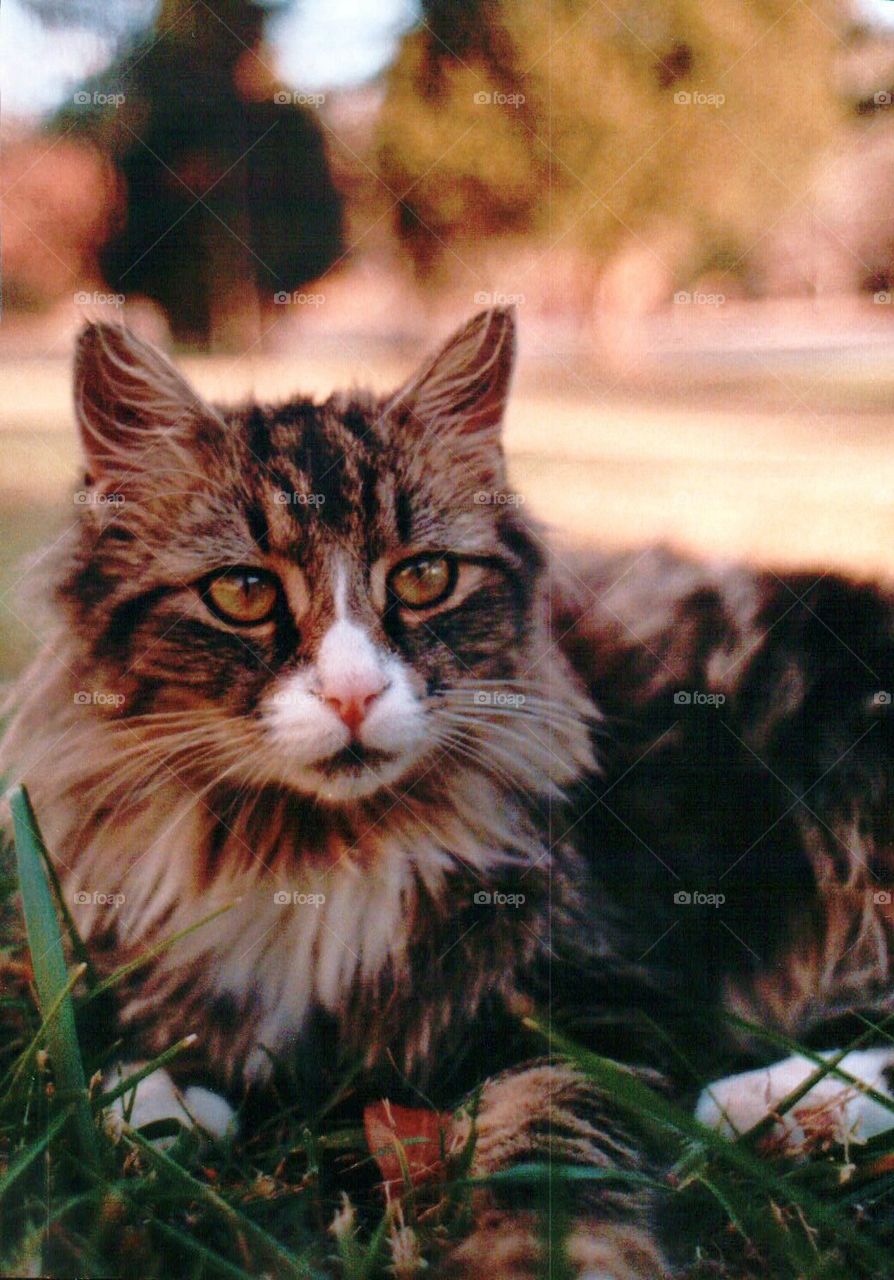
[0,1105,72,1202]
[468,1163,668,1192]
[352,1206,393,1280]
[94,1035,199,1110]
[523,1015,891,1274]
[10,785,99,1170]
[85,900,239,1002]
[150,1219,265,1280]
[35,830,97,985]
[124,1128,325,1279]
[0,962,87,1104]
[722,1013,894,1132]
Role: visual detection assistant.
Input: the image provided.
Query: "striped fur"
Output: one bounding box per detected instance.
[5,314,894,1276]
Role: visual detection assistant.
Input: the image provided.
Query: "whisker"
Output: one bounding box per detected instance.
[435,709,574,752]
[440,689,591,726]
[77,725,252,819]
[428,726,532,793]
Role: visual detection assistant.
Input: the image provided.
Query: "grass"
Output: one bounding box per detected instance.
[3,791,894,1278]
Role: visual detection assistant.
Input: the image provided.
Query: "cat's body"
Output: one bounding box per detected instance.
[553,548,894,1067]
[5,310,894,1278]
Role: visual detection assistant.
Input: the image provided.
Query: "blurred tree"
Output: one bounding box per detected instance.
[50,0,343,346]
[378,0,847,307]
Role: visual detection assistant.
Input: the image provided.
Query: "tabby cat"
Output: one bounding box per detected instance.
[5,309,894,1278]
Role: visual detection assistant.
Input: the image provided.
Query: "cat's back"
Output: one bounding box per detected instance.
[551,544,894,737]
[549,544,894,1061]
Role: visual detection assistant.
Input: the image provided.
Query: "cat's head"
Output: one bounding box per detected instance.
[62,310,586,805]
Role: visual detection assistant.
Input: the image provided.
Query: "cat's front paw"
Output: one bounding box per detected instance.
[103,1062,237,1147]
[696,1048,894,1149]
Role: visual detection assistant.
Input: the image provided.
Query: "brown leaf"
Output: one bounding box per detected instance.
[364,1100,450,1194]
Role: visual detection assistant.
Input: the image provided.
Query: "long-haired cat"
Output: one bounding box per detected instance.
[5,309,894,1278]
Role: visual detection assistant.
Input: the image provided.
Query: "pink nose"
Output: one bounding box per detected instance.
[322,677,387,737]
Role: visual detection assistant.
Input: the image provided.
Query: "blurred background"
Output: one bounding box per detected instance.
[3,0,894,677]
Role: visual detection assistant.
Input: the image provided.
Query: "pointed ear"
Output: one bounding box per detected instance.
[74,323,221,494]
[385,308,516,463]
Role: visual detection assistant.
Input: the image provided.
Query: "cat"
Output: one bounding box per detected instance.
[4,308,894,1279]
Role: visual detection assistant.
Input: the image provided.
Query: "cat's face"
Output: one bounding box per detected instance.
[63,310,552,804]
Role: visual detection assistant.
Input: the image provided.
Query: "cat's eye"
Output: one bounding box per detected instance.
[202,568,279,626]
[388,554,456,610]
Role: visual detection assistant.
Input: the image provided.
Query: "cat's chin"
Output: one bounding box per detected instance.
[279,750,420,805]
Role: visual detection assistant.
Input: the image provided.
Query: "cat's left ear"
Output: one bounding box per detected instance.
[384,308,516,464]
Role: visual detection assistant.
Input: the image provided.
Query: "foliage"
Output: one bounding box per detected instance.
[52,0,343,345]
[378,0,846,293]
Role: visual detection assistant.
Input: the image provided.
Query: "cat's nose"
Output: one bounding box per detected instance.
[321,675,388,737]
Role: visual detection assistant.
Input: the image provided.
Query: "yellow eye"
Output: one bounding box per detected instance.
[389,554,455,610]
[203,568,279,625]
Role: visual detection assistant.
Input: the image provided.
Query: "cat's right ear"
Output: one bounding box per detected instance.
[74,323,221,494]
